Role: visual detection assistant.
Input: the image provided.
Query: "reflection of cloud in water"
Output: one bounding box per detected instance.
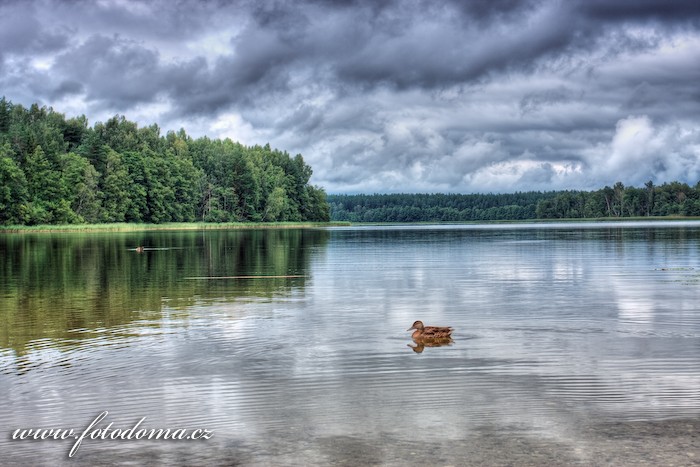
[552,258,583,282]
[613,278,656,325]
[3,226,700,464]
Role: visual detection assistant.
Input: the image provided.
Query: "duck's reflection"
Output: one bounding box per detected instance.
[407,337,454,353]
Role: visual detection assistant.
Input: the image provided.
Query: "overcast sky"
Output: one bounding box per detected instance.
[2,0,699,193]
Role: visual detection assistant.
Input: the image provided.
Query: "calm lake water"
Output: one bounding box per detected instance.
[1,223,699,465]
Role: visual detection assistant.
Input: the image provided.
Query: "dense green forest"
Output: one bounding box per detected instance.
[0,98,329,225]
[329,181,700,222]
[328,192,555,222]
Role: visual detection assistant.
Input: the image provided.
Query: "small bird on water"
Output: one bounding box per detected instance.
[407,320,453,340]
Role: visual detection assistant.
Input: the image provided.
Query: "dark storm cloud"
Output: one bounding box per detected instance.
[49,80,84,99]
[145,0,563,114]
[580,0,700,22]
[162,0,700,119]
[49,35,165,108]
[242,0,564,90]
[0,1,68,58]
[50,0,225,41]
[3,0,700,193]
[16,0,696,114]
[238,0,696,87]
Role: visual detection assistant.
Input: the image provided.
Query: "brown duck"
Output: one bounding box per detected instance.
[407,320,453,340]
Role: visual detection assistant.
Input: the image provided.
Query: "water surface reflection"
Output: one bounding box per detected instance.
[1,223,699,465]
[0,229,328,355]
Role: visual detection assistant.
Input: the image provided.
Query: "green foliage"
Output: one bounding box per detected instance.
[60,152,101,222]
[0,97,10,135]
[329,192,551,222]
[536,181,700,219]
[0,144,29,224]
[0,98,330,225]
[263,186,289,221]
[329,181,700,222]
[100,148,131,222]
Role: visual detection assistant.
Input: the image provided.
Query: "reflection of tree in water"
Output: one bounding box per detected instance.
[0,229,329,355]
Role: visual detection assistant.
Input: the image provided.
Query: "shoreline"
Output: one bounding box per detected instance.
[0,221,350,234]
[2,216,700,233]
[347,216,700,226]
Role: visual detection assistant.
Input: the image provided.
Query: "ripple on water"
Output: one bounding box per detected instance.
[2,225,700,465]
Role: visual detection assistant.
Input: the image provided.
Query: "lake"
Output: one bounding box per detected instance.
[1,223,699,465]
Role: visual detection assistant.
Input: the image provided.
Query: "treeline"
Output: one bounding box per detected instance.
[328,192,557,222]
[329,181,700,222]
[535,181,700,218]
[0,98,329,225]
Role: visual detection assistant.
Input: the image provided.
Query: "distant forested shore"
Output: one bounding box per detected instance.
[0,98,329,226]
[329,181,700,222]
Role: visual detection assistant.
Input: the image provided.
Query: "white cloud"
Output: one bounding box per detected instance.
[209,112,260,146]
[608,115,658,171]
[589,116,700,187]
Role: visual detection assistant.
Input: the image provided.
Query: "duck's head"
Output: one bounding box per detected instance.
[407,320,424,331]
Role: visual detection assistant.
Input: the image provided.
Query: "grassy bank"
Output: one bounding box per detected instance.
[0,221,350,233]
[3,217,700,233]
